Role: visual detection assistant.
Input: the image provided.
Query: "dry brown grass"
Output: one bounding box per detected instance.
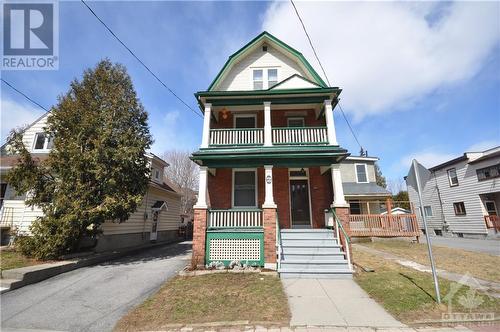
[0,249,46,271]
[362,240,500,283]
[114,273,290,331]
[353,247,500,324]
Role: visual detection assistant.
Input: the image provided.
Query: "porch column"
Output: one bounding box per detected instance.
[264,101,272,146]
[200,103,212,148]
[263,208,277,269]
[324,100,338,146]
[192,166,209,267]
[331,164,348,207]
[262,165,277,208]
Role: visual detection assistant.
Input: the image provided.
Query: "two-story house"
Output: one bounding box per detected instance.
[406,146,500,238]
[0,113,183,250]
[190,32,417,278]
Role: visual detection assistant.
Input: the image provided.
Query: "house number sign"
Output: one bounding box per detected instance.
[266,175,272,184]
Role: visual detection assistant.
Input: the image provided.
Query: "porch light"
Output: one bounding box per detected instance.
[221,107,230,120]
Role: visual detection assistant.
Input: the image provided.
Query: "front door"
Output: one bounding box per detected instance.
[150,210,159,241]
[290,179,311,228]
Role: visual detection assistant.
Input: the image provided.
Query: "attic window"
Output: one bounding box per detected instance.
[262,45,268,52]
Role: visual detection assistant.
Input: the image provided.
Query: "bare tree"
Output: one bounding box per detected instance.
[387,177,406,195]
[163,150,199,215]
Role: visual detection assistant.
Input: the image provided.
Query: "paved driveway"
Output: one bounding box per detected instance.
[1,241,191,332]
[427,236,500,256]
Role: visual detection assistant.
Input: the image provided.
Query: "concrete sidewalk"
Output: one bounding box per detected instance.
[282,278,405,328]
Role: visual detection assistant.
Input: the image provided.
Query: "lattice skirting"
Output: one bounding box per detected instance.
[205,231,264,266]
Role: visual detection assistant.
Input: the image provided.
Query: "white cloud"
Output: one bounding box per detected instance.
[149,110,199,155]
[466,140,500,152]
[0,98,45,143]
[262,1,499,119]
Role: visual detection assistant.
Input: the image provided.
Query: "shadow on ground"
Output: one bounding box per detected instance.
[98,241,192,267]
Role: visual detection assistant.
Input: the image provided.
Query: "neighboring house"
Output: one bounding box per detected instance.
[190,32,418,278]
[406,146,500,238]
[0,113,183,250]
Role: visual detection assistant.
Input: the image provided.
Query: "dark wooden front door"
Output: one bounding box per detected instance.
[290,180,311,227]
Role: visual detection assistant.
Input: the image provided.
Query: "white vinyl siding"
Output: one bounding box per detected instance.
[21,113,50,153]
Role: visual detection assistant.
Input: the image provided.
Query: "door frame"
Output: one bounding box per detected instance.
[150,209,160,241]
[288,168,313,228]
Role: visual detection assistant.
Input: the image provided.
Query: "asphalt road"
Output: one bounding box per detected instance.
[427,236,500,256]
[1,241,192,332]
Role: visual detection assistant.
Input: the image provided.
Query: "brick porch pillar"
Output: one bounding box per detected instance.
[263,208,277,269]
[334,206,352,261]
[192,208,207,267]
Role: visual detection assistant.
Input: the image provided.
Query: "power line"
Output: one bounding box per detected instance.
[1,78,49,112]
[289,0,364,152]
[80,0,202,119]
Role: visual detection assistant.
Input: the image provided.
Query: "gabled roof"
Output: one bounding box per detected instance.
[269,74,322,90]
[208,31,327,91]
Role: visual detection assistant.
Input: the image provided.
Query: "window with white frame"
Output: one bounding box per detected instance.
[33,133,53,151]
[447,168,459,186]
[424,206,433,217]
[233,170,257,207]
[154,168,160,181]
[268,68,278,88]
[355,164,368,183]
[253,70,263,90]
[287,117,305,127]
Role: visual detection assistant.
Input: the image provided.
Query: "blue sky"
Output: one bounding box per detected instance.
[1,1,499,191]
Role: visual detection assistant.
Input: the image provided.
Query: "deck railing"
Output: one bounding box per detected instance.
[347,214,420,237]
[208,209,263,228]
[209,128,264,146]
[272,127,328,145]
[484,215,500,232]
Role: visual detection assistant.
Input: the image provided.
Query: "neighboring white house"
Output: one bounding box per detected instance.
[0,112,183,250]
[406,146,500,238]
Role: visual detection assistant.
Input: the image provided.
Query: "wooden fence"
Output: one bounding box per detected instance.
[347,214,420,237]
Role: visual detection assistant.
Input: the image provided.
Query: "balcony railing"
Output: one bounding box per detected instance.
[347,214,420,237]
[209,128,264,146]
[272,127,328,145]
[208,209,262,228]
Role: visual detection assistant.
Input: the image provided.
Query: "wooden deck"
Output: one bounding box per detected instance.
[347,214,420,238]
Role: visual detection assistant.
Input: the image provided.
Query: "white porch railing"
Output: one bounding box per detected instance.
[272,127,328,145]
[209,128,264,146]
[208,209,263,228]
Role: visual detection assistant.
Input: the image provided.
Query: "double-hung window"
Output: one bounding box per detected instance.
[355,164,368,183]
[424,206,433,217]
[447,168,459,186]
[33,133,53,151]
[453,202,466,216]
[268,69,278,88]
[253,70,263,90]
[233,170,257,207]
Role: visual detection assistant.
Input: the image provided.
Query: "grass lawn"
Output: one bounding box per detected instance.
[360,240,500,283]
[0,249,45,271]
[353,247,500,324]
[115,273,290,331]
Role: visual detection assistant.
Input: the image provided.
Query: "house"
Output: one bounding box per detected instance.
[190,32,419,277]
[0,112,183,251]
[406,146,500,238]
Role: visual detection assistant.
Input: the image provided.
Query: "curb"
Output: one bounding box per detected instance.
[0,240,185,294]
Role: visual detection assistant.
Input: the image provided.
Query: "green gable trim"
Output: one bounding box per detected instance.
[207,96,333,107]
[207,31,328,91]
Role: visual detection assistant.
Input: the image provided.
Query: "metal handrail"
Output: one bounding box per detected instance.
[331,209,352,271]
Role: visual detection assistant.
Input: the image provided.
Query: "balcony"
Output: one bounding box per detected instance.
[208,126,328,147]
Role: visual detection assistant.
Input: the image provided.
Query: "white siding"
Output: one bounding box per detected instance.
[1,199,44,234]
[101,186,181,235]
[407,177,445,231]
[408,155,499,235]
[271,75,318,90]
[217,45,308,91]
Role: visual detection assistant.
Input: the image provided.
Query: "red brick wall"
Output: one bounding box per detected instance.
[192,208,207,267]
[273,167,291,229]
[309,167,333,228]
[263,208,277,265]
[207,168,232,209]
[211,109,323,129]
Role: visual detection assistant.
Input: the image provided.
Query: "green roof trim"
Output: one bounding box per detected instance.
[207,31,328,91]
[196,87,340,98]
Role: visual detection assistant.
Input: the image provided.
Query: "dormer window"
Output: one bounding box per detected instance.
[253,70,263,90]
[268,69,278,88]
[33,133,53,151]
[355,164,368,183]
[154,168,160,181]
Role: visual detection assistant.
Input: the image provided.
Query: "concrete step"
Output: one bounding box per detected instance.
[279,272,353,279]
[281,252,346,261]
[281,246,342,255]
[280,232,336,240]
[280,229,332,233]
[279,261,350,271]
[280,238,339,246]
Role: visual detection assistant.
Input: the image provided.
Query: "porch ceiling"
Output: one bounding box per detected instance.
[190,145,349,168]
